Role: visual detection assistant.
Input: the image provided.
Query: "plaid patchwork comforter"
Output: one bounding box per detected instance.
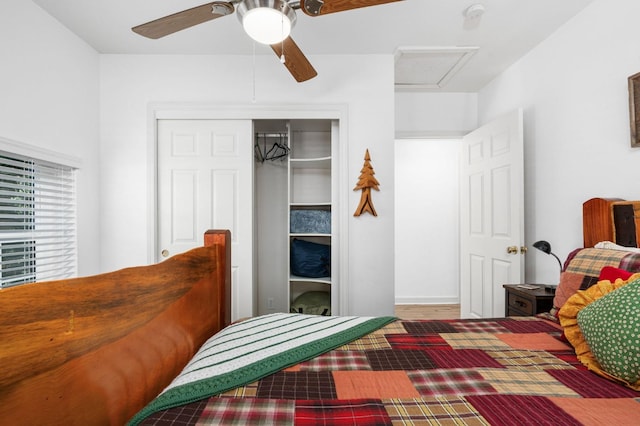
[135,316,640,425]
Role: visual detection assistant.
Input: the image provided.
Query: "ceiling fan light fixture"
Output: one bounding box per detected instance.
[237,0,297,45]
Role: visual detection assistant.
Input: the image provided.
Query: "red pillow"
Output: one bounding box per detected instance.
[598,266,633,282]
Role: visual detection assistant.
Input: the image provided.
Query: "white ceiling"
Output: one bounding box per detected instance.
[32,0,595,91]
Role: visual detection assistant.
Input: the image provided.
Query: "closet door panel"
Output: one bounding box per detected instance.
[158,119,253,321]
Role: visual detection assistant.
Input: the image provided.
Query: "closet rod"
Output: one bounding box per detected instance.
[255,132,288,138]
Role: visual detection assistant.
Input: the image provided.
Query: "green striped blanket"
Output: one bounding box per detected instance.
[128,313,395,425]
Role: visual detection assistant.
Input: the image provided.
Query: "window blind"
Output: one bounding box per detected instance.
[0,152,77,288]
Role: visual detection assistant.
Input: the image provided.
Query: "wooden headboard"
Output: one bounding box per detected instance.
[583,198,640,247]
[0,230,230,425]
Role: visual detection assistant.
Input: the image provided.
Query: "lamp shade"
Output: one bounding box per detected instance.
[237,0,297,45]
[533,240,552,254]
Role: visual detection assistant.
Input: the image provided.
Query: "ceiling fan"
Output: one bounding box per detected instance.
[132,0,403,83]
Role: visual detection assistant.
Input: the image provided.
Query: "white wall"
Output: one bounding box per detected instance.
[395,92,478,137]
[99,54,396,316]
[0,1,101,276]
[394,139,461,304]
[394,92,477,303]
[479,0,640,284]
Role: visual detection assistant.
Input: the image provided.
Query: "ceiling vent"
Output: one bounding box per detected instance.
[394,46,479,91]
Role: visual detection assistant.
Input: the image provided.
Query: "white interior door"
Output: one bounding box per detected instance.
[460,109,524,318]
[157,119,253,321]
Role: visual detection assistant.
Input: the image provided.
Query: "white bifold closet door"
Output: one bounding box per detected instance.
[157,119,254,321]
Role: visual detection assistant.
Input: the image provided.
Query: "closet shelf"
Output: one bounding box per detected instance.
[289,274,332,284]
[290,203,331,209]
[290,157,331,169]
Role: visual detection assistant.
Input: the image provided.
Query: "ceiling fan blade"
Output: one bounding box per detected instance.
[132,2,234,39]
[271,37,318,83]
[300,0,403,16]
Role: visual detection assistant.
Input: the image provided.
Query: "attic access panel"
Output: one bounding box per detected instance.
[394,46,479,91]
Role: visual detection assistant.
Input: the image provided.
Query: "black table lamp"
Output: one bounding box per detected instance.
[533,240,562,272]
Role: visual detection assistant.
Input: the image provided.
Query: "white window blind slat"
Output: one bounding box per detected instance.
[0,151,77,288]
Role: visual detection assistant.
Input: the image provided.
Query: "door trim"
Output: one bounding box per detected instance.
[145,103,350,315]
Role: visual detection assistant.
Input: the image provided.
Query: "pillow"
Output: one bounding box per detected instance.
[553,271,585,311]
[290,238,331,278]
[558,274,640,390]
[598,266,633,282]
[577,277,640,389]
[595,241,640,254]
[550,267,633,340]
[551,248,635,313]
[290,291,331,316]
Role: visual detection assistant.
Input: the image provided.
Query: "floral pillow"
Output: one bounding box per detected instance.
[559,273,640,390]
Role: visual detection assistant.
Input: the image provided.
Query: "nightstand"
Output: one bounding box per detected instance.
[503,284,555,317]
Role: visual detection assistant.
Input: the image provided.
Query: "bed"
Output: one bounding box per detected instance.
[130,313,640,426]
[0,230,231,425]
[2,221,640,425]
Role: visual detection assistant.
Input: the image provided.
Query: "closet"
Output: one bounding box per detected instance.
[157,115,340,320]
[254,119,338,316]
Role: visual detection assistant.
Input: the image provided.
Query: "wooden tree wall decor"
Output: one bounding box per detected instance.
[353,149,379,217]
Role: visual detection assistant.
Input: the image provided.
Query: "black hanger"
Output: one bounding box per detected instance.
[255,133,289,163]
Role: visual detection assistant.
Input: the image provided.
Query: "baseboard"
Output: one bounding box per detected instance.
[395,296,460,305]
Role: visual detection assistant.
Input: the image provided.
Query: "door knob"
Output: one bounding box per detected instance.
[520,246,528,254]
[161,249,169,258]
[507,246,518,254]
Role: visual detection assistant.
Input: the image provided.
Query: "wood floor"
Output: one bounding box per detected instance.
[395,304,460,320]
